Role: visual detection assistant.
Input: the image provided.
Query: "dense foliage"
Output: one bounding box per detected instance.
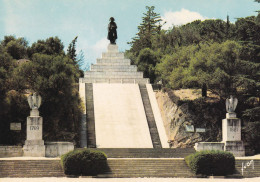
[127,4,260,153]
[0,35,83,145]
[185,150,235,176]
[61,149,107,176]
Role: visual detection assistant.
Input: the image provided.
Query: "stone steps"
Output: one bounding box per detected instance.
[235,159,260,178]
[1,158,259,178]
[80,78,149,84]
[97,159,195,178]
[89,148,196,158]
[84,71,143,79]
[0,160,65,177]
[91,64,137,72]
[85,83,96,148]
[102,52,124,59]
[98,158,260,178]
[139,84,162,148]
[96,58,130,65]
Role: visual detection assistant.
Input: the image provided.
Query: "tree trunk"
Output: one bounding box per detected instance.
[202,83,207,97]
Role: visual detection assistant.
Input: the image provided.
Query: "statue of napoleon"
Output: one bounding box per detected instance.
[107,17,117,44]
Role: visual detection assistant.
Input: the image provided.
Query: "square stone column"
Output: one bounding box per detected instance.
[222,112,245,156]
[23,109,45,157]
[222,116,241,142]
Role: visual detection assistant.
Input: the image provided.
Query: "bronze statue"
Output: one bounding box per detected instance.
[107,17,117,44]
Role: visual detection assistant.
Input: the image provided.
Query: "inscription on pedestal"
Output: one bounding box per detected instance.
[26,116,43,141]
[222,118,241,142]
[30,126,40,130]
[230,127,239,132]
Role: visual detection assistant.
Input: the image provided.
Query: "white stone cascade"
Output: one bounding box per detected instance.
[79,44,169,148]
[79,44,149,84]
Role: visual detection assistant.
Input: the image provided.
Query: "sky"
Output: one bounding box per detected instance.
[0,0,259,68]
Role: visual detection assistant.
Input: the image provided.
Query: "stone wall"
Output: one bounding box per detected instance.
[45,142,74,157]
[0,146,23,157]
[155,91,202,148]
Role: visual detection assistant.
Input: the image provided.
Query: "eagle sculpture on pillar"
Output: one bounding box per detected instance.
[225,95,238,113]
[28,92,42,109]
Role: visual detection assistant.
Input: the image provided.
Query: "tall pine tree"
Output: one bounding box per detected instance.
[67,36,78,63]
[128,6,162,54]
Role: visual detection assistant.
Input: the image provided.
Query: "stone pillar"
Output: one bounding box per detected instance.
[107,43,118,53]
[222,112,245,157]
[23,93,45,157]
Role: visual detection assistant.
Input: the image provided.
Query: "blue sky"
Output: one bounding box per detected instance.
[0,0,259,68]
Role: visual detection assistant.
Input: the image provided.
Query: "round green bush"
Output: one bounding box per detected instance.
[185,150,235,176]
[61,149,107,176]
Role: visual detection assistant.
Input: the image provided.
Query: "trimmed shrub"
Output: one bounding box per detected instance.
[185,150,235,176]
[61,149,107,176]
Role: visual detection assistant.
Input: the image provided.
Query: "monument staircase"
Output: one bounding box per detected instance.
[0,159,65,177]
[1,157,259,178]
[1,44,259,178]
[139,84,162,148]
[85,83,96,148]
[98,159,195,178]
[79,44,168,149]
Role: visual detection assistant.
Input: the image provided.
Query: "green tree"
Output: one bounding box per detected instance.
[1,35,28,60]
[235,15,260,125]
[135,48,159,83]
[198,19,228,42]
[67,36,85,77]
[16,53,82,140]
[28,37,65,57]
[0,45,27,144]
[235,16,260,63]
[0,45,15,96]
[129,6,162,54]
[157,41,256,98]
[67,36,78,62]
[156,44,199,88]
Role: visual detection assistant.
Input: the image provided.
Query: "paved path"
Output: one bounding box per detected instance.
[0,178,260,182]
[1,154,260,160]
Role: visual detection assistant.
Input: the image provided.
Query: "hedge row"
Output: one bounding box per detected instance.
[61,149,107,176]
[185,150,235,176]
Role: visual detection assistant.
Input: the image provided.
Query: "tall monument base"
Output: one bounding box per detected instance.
[195,104,245,157]
[23,113,45,157]
[222,114,245,157]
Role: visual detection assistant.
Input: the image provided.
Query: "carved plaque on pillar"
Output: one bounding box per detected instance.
[222,118,241,142]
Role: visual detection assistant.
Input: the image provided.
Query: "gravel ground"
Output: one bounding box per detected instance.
[0,178,260,182]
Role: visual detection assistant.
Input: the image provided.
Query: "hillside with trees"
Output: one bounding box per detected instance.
[0,36,83,145]
[126,4,259,153]
[0,2,259,153]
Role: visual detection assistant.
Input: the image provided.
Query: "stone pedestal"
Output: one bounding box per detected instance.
[23,110,45,157]
[222,113,245,157]
[195,142,225,151]
[107,44,118,52]
[222,118,241,141]
[224,141,245,157]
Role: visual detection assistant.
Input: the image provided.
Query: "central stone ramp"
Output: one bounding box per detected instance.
[93,83,153,148]
[79,44,168,148]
